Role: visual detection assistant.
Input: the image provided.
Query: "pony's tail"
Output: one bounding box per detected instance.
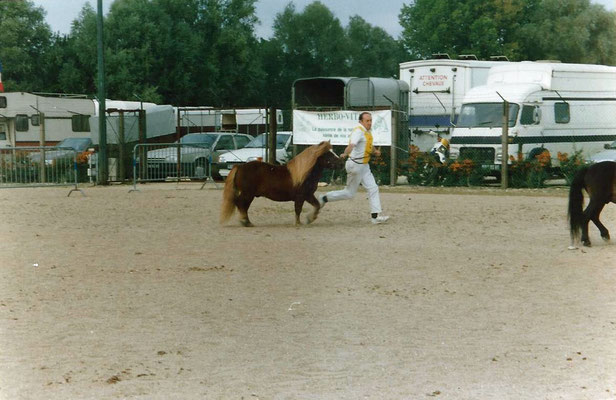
[568,166,588,242]
[220,167,238,224]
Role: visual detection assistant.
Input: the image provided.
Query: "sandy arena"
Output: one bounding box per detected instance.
[1,182,615,399]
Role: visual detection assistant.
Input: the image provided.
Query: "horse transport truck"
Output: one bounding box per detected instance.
[449,61,616,167]
[399,55,511,151]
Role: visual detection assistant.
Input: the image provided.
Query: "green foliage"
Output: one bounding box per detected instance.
[557,150,587,185]
[0,1,53,91]
[399,0,616,64]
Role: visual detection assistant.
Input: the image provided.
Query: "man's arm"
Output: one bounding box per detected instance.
[341,143,355,159]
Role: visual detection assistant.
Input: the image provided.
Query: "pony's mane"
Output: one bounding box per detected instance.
[286,141,332,187]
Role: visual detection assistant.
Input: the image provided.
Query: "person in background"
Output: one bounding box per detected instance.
[318,112,390,224]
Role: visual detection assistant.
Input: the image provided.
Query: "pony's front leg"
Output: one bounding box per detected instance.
[294,200,304,225]
[305,194,320,224]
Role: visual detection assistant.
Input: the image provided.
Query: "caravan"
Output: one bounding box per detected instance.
[399,56,511,151]
[449,62,616,166]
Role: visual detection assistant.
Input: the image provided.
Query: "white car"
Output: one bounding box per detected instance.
[588,141,616,163]
[217,132,292,178]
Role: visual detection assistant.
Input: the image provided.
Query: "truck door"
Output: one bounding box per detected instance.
[0,122,9,147]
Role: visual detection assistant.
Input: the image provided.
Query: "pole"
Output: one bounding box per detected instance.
[390,106,398,186]
[96,0,108,184]
[501,100,509,189]
[268,108,277,164]
[39,112,46,183]
[118,110,125,181]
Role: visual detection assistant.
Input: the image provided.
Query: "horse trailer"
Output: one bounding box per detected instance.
[449,61,616,166]
[399,55,511,151]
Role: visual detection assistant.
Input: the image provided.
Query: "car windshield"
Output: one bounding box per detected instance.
[179,134,216,146]
[245,133,291,149]
[57,138,91,151]
[457,102,519,128]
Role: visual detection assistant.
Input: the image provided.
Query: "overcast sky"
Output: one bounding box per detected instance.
[32,0,616,39]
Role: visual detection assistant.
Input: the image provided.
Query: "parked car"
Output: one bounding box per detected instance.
[588,140,616,163]
[29,137,93,165]
[217,131,293,178]
[143,132,251,180]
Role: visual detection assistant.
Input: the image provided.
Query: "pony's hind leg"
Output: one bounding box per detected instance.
[582,199,604,246]
[236,195,254,227]
[590,202,610,241]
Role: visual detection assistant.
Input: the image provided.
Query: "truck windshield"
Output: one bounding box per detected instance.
[457,103,519,128]
[245,133,290,149]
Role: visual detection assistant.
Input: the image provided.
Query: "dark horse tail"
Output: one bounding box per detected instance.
[220,167,238,224]
[568,165,589,242]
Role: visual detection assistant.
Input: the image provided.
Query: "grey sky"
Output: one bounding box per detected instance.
[32,0,616,39]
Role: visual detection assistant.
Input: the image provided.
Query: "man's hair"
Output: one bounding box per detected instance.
[359,112,371,121]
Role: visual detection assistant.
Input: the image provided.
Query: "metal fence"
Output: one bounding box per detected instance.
[131,143,218,190]
[0,146,85,195]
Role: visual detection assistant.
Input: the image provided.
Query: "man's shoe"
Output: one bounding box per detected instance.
[371,215,390,224]
[318,194,327,208]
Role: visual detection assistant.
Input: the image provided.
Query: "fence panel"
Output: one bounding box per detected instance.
[132,143,218,190]
[0,146,85,195]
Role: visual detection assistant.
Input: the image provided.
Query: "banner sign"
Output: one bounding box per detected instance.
[292,110,392,146]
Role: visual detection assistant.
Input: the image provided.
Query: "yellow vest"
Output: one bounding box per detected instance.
[352,125,373,164]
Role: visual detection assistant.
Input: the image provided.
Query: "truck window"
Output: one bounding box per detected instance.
[0,96,6,108]
[31,114,40,126]
[457,103,518,128]
[554,102,570,124]
[520,106,535,125]
[71,115,90,132]
[16,114,29,131]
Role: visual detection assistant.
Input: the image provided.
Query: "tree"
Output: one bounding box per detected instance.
[399,0,533,60]
[268,1,349,107]
[516,0,616,64]
[345,16,406,79]
[0,1,53,91]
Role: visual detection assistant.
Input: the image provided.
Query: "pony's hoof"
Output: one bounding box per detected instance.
[306,214,317,224]
[602,234,610,242]
[582,240,592,247]
[240,219,253,227]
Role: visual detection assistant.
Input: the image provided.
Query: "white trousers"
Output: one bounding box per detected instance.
[325,160,382,214]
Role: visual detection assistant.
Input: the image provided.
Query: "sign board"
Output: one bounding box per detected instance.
[413,69,452,92]
[292,110,391,146]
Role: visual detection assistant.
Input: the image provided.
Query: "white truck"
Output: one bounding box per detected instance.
[399,56,511,151]
[449,61,616,166]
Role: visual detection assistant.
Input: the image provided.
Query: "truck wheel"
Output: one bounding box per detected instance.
[527,147,550,164]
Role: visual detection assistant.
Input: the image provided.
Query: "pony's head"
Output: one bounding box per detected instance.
[317,148,343,170]
[286,141,334,187]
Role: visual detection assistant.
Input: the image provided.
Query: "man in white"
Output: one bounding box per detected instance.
[319,112,390,224]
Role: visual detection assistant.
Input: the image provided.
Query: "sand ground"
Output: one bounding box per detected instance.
[0,182,615,399]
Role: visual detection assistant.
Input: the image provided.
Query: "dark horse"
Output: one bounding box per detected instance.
[568,161,616,247]
[220,141,342,226]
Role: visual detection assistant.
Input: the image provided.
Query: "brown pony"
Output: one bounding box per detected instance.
[220,141,342,226]
[568,161,616,247]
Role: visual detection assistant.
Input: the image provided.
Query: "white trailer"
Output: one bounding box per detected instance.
[0,92,96,147]
[399,57,510,151]
[449,61,616,166]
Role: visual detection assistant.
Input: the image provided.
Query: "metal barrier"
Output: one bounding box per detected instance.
[0,146,85,196]
[131,143,218,191]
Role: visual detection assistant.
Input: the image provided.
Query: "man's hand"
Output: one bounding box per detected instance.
[373,147,382,157]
